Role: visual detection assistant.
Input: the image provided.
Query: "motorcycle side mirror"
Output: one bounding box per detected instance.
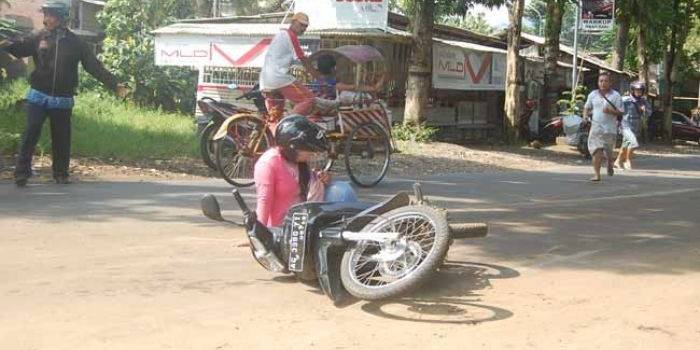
[227,83,238,91]
[201,194,225,221]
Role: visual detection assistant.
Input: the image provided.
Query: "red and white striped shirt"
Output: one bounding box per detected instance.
[259,29,306,91]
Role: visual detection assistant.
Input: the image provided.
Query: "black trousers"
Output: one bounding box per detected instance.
[15,103,72,179]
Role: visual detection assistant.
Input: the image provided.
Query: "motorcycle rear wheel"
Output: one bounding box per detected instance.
[339,205,450,300]
[199,123,219,170]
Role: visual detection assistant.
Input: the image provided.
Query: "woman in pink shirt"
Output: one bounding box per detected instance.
[254,115,357,227]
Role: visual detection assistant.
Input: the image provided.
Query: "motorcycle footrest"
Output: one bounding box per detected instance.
[449,223,488,239]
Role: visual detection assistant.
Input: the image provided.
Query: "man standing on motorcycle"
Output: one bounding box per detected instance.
[614,81,651,170]
[583,71,624,182]
[1,1,128,187]
[259,12,320,123]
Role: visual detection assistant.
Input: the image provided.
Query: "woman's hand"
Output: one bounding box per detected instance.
[314,169,332,185]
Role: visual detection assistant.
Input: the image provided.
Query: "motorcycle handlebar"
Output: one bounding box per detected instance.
[231,189,251,215]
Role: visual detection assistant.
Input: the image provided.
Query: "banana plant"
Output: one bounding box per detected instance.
[556,85,588,116]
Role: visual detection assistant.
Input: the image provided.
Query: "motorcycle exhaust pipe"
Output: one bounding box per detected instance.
[449,223,488,239]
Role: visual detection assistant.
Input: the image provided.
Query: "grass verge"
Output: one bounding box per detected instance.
[0,79,198,159]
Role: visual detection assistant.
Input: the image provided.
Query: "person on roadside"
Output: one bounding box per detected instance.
[253,115,357,228]
[310,54,386,104]
[0,1,128,187]
[691,107,700,127]
[614,81,651,170]
[259,12,320,123]
[582,71,624,182]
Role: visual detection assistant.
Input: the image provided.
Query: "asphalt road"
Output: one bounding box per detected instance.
[1,152,699,349]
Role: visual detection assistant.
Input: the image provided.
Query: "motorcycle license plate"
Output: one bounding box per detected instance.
[288,212,309,272]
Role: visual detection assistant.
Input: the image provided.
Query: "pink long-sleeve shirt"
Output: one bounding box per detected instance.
[254,148,301,227]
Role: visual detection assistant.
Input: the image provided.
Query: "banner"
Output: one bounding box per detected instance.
[581,0,615,32]
[154,34,319,68]
[294,0,389,30]
[432,42,506,91]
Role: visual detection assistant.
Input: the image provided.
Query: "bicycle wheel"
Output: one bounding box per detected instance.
[215,115,272,187]
[344,122,391,187]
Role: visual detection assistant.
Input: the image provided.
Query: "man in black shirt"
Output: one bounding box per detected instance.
[1,1,127,186]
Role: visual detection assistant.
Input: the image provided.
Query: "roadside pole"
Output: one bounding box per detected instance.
[571,0,581,96]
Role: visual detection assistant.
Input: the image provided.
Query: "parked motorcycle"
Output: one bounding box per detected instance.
[196,84,267,170]
[518,100,563,146]
[200,183,489,305]
[561,115,591,159]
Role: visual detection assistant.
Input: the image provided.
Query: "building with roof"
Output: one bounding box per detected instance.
[154,7,538,141]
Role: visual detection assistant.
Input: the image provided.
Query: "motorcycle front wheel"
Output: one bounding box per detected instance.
[339,205,450,300]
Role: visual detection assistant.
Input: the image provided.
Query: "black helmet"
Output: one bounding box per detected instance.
[316,54,337,75]
[275,115,329,157]
[630,81,646,93]
[41,1,70,22]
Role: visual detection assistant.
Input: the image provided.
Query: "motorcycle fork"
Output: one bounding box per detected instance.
[314,228,349,305]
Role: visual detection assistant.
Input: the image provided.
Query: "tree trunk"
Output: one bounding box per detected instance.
[636,15,649,86]
[194,0,212,18]
[505,0,526,143]
[403,0,434,126]
[661,0,680,142]
[541,0,565,121]
[611,10,630,71]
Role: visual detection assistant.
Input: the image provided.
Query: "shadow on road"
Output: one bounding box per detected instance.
[360,261,518,324]
[1,150,699,277]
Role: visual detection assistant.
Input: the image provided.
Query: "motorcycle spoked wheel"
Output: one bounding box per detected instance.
[339,205,450,300]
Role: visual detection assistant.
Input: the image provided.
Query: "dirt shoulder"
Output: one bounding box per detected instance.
[1,140,697,183]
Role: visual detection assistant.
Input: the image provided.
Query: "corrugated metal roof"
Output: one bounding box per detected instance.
[434,38,507,54]
[152,22,410,39]
[79,0,106,6]
[153,23,286,36]
[520,32,635,76]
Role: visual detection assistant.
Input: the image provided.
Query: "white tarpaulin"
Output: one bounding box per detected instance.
[154,33,319,68]
[294,0,389,30]
[562,114,584,145]
[432,41,506,91]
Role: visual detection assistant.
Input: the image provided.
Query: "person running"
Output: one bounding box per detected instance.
[582,71,624,182]
[614,81,651,170]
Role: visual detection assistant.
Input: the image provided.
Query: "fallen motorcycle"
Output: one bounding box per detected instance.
[201,183,488,305]
[518,100,563,147]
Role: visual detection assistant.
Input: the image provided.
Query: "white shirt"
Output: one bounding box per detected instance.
[584,89,623,134]
[259,29,305,90]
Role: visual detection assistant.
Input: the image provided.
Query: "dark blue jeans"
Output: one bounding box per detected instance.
[15,103,72,179]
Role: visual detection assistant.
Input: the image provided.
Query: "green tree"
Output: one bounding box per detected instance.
[193,0,212,17]
[540,0,568,121]
[393,0,507,126]
[505,0,526,143]
[98,0,197,112]
[611,0,631,71]
[523,0,546,36]
[0,0,18,41]
[660,0,699,140]
[440,12,497,35]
